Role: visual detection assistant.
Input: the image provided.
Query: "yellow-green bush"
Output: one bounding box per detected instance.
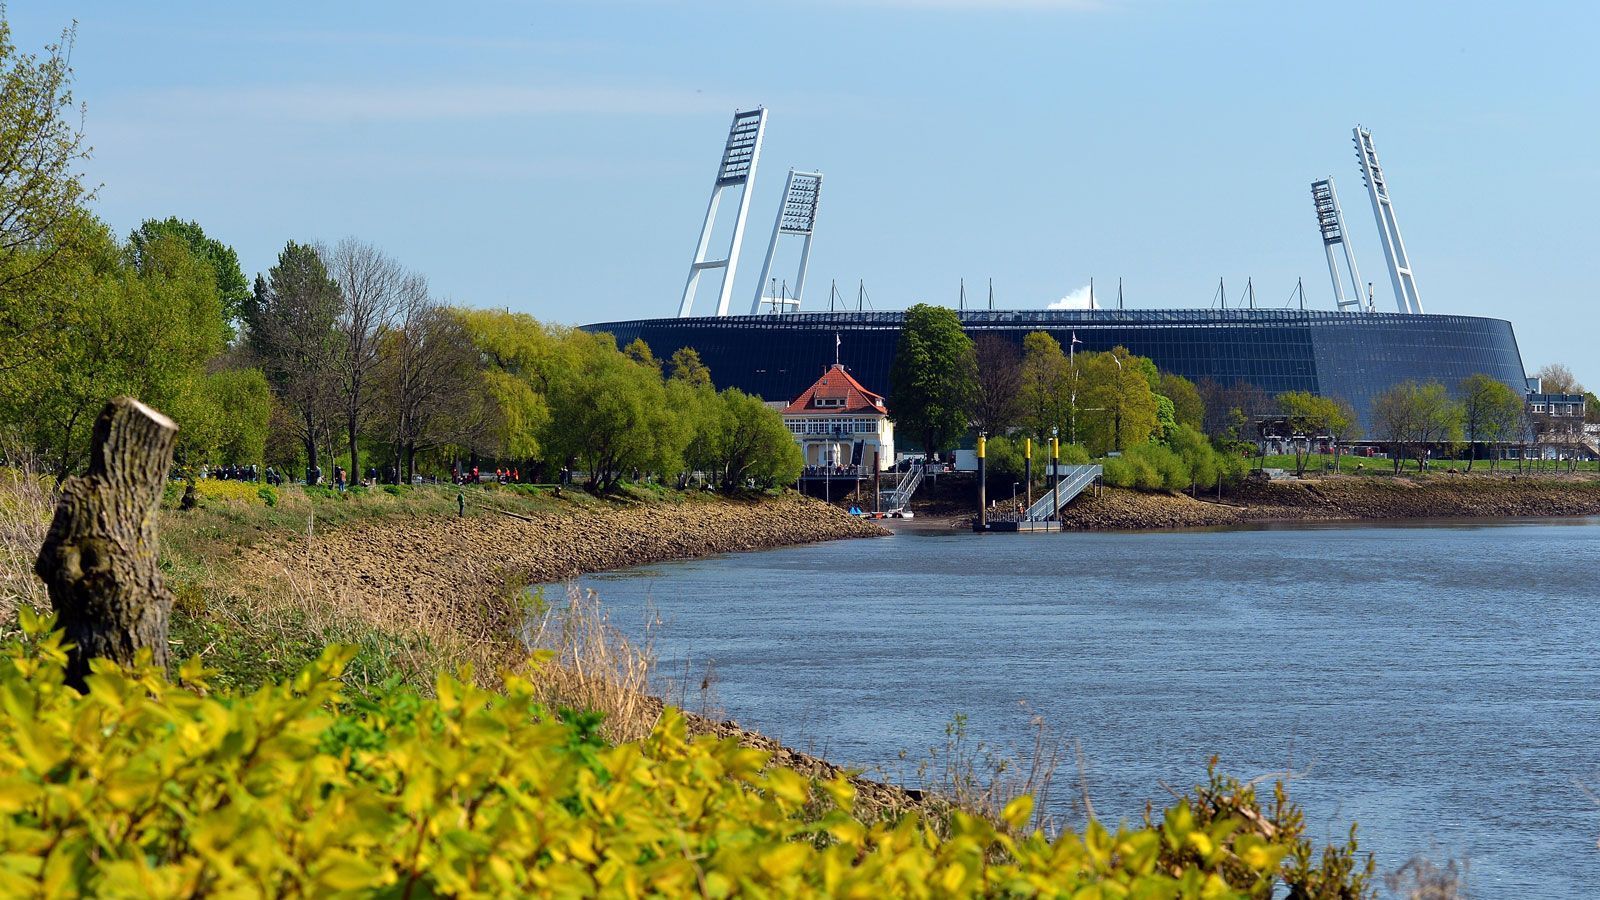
[0,610,1340,898]
[191,477,271,506]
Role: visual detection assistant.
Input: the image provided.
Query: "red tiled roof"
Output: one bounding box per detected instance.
[782,364,889,416]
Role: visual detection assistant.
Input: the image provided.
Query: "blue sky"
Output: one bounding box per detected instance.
[12,1,1598,384]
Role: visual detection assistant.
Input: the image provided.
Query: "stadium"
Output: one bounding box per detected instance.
[582,309,1525,427]
[581,110,1527,426]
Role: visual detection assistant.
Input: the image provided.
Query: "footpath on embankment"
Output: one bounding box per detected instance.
[1048,474,1600,531]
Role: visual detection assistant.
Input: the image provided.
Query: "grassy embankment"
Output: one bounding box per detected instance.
[0,473,881,728]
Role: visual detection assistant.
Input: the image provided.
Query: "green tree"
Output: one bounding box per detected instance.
[888,304,977,460]
[543,333,685,491]
[623,338,661,374]
[1459,374,1525,473]
[128,217,249,334]
[708,389,803,490]
[459,309,558,464]
[0,17,93,340]
[248,241,345,484]
[1166,424,1219,491]
[1081,346,1158,455]
[1,219,228,480]
[168,368,271,469]
[1158,372,1204,431]
[1017,332,1070,444]
[667,347,712,389]
[1372,380,1460,474]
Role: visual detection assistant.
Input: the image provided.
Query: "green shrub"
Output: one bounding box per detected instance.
[0,610,1374,898]
[257,485,278,507]
[1101,456,1132,487]
[382,483,404,497]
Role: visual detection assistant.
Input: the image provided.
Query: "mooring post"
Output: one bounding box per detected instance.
[975,432,987,532]
[1024,437,1032,514]
[35,397,179,690]
[872,451,881,515]
[1051,431,1061,529]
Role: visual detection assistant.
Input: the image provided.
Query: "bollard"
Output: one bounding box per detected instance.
[1024,437,1032,513]
[975,432,987,532]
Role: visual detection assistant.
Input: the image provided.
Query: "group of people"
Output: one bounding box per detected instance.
[452,466,520,485]
[196,464,259,482]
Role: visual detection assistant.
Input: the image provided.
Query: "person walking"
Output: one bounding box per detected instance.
[457,490,466,517]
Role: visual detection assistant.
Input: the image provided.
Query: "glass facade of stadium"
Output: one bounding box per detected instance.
[581,310,1526,427]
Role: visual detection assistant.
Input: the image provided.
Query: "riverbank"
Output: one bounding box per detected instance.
[1050,474,1600,530]
[2,478,885,692]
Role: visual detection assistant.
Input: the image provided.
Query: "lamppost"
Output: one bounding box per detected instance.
[1050,425,1060,524]
[1110,352,1124,452]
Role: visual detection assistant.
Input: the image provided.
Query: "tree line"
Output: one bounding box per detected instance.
[885,303,1583,490]
[0,23,801,492]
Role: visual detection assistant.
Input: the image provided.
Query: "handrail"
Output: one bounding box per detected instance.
[1022,464,1102,521]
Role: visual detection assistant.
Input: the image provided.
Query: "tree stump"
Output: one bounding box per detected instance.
[35,397,178,690]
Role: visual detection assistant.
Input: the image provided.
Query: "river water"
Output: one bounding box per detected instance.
[549,519,1600,895]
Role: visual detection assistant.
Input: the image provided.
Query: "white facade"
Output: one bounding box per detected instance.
[783,414,894,470]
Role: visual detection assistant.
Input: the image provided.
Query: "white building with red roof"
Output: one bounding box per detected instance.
[782,364,895,471]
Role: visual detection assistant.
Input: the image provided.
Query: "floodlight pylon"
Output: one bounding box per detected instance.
[750,169,823,314]
[1310,177,1364,311]
[1353,126,1423,314]
[678,108,767,318]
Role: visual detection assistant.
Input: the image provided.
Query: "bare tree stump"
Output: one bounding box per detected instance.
[35,397,178,690]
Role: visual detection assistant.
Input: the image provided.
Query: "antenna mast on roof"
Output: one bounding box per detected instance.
[679,108,767,318]
[751,168,822,314]
[1311,177,1364,311]
[988,278,994,311]
[1354,126,1424,313]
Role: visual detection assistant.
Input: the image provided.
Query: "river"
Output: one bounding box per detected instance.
[548,518,1600,895]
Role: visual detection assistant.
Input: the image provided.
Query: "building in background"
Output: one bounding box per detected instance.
[586,309,1526,430]
[781,364,894,472]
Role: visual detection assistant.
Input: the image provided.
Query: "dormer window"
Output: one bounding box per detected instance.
[813,396,846,408]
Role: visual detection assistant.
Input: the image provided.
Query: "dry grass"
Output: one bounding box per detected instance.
[888,702,1068,834]
[521,584,662,743]
[0,466,52,627]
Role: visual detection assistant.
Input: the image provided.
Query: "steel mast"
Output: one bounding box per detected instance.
[678,108,767,317]
[1353,126,1423,313]
[1311,177,1364,311]
[751,168,823,314]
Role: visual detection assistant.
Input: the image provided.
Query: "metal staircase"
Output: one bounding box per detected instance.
[878,463,924,512]
[1022,465,1102,521]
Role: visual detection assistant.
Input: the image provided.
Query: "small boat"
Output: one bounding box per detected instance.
[888,508,915,519]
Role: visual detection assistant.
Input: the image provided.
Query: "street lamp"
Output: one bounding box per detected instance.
[1110,353,1124,452]
[1050,425,1060,524]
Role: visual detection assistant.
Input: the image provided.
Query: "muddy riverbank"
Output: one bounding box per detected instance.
[979,475,1600,531]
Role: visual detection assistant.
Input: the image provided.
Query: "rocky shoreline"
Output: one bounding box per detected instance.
[1049,475,1600,531]
[241,491,886,615]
